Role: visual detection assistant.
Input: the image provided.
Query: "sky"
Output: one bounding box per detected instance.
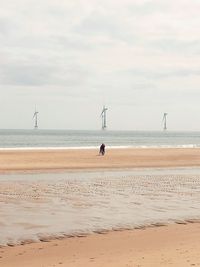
[1,0,200,131]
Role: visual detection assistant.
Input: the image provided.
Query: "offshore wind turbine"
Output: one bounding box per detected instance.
[100,106,108,130]
[162,113,167,131]
[33,108,39,129]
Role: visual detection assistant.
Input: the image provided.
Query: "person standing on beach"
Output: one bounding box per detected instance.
[99,143,105,155]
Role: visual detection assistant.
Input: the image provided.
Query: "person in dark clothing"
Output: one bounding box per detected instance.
[99,143,105,155]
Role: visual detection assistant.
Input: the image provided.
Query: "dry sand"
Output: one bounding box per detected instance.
[1,222,200,267]
[0,147,200,173]
[1,147,200,266]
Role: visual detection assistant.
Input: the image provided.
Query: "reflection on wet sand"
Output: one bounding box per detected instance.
[0,168,200,246]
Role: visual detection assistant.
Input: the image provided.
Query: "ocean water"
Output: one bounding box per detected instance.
[1,129,200,149]
[0,168,200,246]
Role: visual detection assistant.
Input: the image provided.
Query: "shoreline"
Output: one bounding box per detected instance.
[0,144,200,151]
[1,222,200,267]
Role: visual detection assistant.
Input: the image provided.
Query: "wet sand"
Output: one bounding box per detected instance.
[1,222,200,267]
[1,148,200,266]
[1,169,200,246]
[0,147,200,173]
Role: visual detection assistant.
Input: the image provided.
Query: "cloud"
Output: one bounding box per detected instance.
[0,61,92,88]
[119,67,200,81]
[1,0,200,129]
[0,63,55,86]
[127,1,170,16]
[149,39,200,55]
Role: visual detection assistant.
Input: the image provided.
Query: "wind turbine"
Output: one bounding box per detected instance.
[33,108,39,129]
[100,106,108,130]
[162,113,167,131]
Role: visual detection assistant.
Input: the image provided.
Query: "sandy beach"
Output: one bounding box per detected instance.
[1,147,200,266]
[1,222,200,267]
[0,147,200,173]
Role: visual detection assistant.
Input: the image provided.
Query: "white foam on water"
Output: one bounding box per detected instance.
[0,144,199,151]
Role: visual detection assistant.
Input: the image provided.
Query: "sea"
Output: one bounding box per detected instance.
[0,129,200,149]
[1,129,200,246]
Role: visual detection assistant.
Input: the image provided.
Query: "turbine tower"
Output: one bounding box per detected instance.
[33,109,39,129]
[100,106,108,130]
[162,113,167,131]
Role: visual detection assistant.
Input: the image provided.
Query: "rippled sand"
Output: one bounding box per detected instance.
[0,168,200,246]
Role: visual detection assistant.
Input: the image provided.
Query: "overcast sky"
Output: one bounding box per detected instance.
[1,0,200,130]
